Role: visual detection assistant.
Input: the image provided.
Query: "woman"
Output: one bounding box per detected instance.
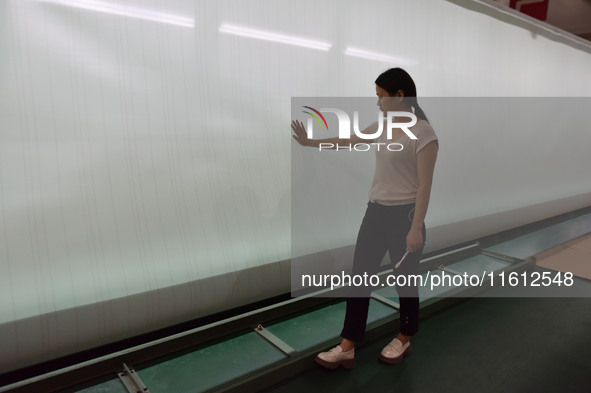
[291,68,438,369]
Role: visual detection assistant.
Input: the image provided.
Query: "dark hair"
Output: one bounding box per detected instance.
[375,68,429,122]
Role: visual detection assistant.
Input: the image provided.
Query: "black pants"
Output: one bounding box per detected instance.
[340,201,425,342]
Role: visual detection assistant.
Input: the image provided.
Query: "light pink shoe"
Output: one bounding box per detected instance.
[379,338,412,364]
[315,345,355,369]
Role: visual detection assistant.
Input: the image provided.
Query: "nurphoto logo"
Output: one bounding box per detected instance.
[301,106,418,151]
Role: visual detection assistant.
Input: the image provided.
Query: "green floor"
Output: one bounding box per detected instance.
[261,293,591,393]
[70,288,591,393]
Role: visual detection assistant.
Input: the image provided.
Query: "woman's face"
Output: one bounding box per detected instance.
[376,85,399,112]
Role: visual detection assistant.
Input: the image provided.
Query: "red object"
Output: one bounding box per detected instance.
[509,0,549,21]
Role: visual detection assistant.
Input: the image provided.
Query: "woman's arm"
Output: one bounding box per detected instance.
[291,120,373,149]
[406,140,438,253]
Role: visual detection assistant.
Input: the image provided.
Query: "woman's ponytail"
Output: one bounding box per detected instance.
[405,96,429,123]
[375,68,429,123]
[412,103,429,123]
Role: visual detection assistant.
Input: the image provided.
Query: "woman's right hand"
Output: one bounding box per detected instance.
[291,120,313,147]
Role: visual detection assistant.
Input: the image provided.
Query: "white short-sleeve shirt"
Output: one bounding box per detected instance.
[368,119,438,205]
